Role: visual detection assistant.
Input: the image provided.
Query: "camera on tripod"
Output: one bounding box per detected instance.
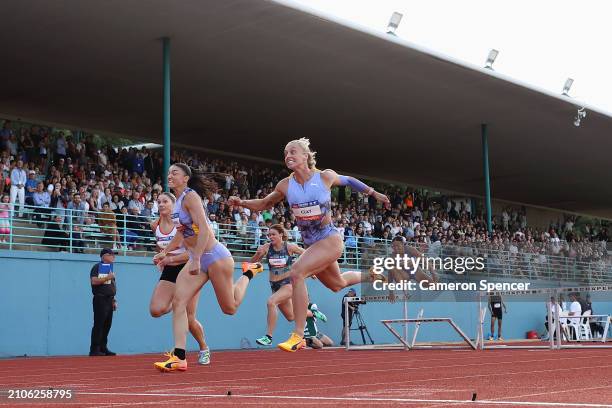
[341,290,374,345]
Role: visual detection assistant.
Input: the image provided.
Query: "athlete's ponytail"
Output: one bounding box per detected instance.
[172,162,218,199]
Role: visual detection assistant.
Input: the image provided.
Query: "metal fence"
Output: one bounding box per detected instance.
[0,204,610,283]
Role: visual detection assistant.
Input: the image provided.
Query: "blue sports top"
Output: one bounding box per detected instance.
[286,172,334,246]
[266,242,292,277]
[172,188,208,238]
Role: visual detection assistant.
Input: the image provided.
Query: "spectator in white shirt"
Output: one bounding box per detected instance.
[566,293,583,339]
[209,213,219,237]
[10,160,27,217]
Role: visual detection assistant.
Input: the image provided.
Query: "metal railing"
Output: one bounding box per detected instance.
[0,204,611,283]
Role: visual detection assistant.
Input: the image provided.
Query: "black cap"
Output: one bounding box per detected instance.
[100,248,116,257]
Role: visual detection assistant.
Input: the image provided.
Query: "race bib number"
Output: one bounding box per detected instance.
[269,257,288,268]
[292,201,323,221]
[171,213,181,228]
[157,237,171,249]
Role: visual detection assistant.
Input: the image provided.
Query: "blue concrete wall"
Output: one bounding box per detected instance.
[1,250,609,357]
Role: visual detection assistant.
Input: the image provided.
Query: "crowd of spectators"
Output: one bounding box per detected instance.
[0,120,609,272]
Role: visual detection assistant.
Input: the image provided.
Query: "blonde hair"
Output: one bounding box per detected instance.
[159,192,176,202]
[287,138,317,170]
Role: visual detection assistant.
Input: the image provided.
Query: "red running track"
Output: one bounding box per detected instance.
[0,348,611,407]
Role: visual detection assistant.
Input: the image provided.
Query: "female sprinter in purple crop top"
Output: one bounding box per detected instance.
[229,138,390,353]
[153,163,263,372]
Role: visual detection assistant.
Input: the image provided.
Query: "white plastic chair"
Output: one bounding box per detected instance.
[579,310,593,340]
[566,315,581,341]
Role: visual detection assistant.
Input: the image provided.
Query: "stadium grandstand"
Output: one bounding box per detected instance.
[0,120,610,284]
[1,1,611,406]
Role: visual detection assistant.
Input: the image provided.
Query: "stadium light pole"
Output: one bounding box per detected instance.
[162,37,171,192]
[481,124,492,235]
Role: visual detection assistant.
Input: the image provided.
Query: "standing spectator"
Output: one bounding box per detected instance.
[0,194,10,243]
[488,293,506,341]
[98,202,120,249]
[10,160,27,217]
[67,193,87,252]
[89,248,117,357]
[38,135,49,169]
[209,213,220,238]
[56,132,67,161]
[22,131,35,162]
[133,151,144,175]
[0,120,14,151]
[7,134,18,157]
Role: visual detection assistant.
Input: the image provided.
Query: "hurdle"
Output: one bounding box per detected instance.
[344,295,477,351]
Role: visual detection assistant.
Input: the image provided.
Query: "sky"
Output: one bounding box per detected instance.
[292,0,612,114]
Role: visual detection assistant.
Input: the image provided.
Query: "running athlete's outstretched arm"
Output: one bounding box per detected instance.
[320,169,390,207]
[161,232,184,255]
[162,251,190,267]
[228,178,287,212]
[250,243,270,263]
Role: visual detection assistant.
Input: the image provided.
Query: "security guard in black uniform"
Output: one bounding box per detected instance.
[89,248,117,356]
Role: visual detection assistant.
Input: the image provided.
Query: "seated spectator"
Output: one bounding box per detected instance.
[584,294,605,337]
[128,191,144,214]
[565,293,582,339]
[124,206,150,250]
[24,170,38,206]
[42,215,70,251]
[142,200,155,218]
[110,193,124,213]
[32,182,51,224]
[67,193,87,226]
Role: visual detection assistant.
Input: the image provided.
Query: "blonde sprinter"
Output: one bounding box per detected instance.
[229,138,389,352]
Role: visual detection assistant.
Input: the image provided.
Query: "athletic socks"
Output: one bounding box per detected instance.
[174,348,186,360]
[243,271,254,280]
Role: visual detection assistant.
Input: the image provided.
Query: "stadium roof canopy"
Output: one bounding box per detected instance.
[2,0,612,217]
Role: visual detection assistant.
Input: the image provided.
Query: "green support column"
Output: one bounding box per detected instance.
[162,37,171,191]
[481,123,492,235]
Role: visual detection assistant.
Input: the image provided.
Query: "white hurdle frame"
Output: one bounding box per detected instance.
[344,296,476,351]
